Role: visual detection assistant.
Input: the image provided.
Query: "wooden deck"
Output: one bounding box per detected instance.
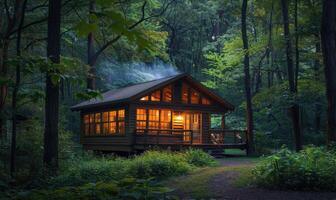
[134,128,247,155]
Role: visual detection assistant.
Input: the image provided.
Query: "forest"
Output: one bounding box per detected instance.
[1,0,336,199]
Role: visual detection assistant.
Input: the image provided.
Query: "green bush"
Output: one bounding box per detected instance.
[51,150,216,187]
[253,146,336,191]
[16,178,175,200]
[128,151,192,179]
[183,149,218,167]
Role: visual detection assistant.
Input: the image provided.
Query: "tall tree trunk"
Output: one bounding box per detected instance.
[294,0,299,88]
[314,35,321,134]
[241,0,255,155]
[87,0,96,90]
[10,0,27,178]
[281,0,302,151]
[0,0,24,138]
[44,0,61,173]
[321,0,336,144]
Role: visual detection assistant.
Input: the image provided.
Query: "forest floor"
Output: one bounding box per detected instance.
[165,157,336,200]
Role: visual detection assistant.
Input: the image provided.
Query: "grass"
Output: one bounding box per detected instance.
[164,158,257,199]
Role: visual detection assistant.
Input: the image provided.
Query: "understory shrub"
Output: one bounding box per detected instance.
[14,178,175,200]
[252,146,336,191]
[128,151,192,179]
[51,149,216,187]
[183,149,218,167]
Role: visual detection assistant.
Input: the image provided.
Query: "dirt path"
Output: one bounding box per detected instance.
[210,158,336,200]
[169,158,336,200]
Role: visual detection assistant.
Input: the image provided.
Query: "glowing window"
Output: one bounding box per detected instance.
[182,83,189,103]
[83,114,90,136]
[140,96,149,101]
[136,109,147,132]
[108,111,117,134]
[201,97,211,105]
[190,89,200,104]
[148,109,160,132]
[151,90,161,101]
[102,112,109,135]
[117,109,125,134]
[160,110,171,132]
[95,113,101,134]
[163,85,172,102]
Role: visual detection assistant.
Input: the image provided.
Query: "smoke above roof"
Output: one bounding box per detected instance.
[97,60,180,89]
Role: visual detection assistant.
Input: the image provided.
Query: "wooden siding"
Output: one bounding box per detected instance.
[202,113,211,143]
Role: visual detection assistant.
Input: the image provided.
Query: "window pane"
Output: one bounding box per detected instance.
[102,112,109,122]
[182,83,189,103]
[151,90,161,101]
[109,122,116,134]
[191,89,200,104]
[140,96,149,101]
[103,123,109,134]
[89,114,95,134]
[163,85,172,102]
[136,121,146,131]
[160,110,171,130]
[95,113,101,122]
[84,115,89,123]
[136,109,147,120]
[149,109,159,121]
[201,97,211,105]
[118,110,125,121]
[118,122,125,134]
[95,123,101,134]
[109,111,116,121]
[89,114,95,123]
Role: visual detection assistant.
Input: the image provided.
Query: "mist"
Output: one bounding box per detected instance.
[97,60,180,89]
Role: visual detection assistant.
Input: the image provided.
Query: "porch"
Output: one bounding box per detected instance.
[134,128,248,155]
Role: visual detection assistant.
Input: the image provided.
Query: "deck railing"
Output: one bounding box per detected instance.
[135,129,194,145]
[209,129,247,145]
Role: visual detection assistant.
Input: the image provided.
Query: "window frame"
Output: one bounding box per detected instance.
[82,108,126,137]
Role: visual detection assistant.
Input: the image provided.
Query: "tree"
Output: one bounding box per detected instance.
[44,0,61,172]
[321,0,336,144]
[10,0,28,178]
[0,0,25,137]
[281,0,302,151]
[241,0,255,155]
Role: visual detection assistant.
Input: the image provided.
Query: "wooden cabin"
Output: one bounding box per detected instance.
[71,73,248,156]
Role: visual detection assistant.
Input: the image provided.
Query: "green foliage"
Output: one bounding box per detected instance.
[128,151,192,179]
[253,146,336,191]
[183,149,218,167]
[50,150,216,187]
[15,179,175,200]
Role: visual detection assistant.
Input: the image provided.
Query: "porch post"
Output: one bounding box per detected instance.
[221,114,225,129]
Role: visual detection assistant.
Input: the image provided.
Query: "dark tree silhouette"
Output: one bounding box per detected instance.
[321,0,336,144]
[241,0,255,155]
[44,0,61,172]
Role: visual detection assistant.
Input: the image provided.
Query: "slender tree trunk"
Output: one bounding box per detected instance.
[321,0,336,144]
[87,0,96,90]
[314,35,321,134]
[44,0,61,173]
[241,0,255,155]
[294,0,299,88]
[10,0,27,178]
[281,0,302,151]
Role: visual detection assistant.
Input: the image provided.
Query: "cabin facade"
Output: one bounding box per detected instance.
[71,73,248,155]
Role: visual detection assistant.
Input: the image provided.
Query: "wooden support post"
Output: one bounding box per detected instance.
[221,114,225,129]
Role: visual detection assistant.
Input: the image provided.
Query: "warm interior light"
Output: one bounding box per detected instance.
[175,115,183,121]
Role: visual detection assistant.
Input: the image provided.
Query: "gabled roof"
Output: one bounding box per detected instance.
[71,73,234,111]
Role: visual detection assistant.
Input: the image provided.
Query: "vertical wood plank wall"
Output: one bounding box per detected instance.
[202,113,210,143]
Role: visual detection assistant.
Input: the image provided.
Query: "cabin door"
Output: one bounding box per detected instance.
[190,113,202,144]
